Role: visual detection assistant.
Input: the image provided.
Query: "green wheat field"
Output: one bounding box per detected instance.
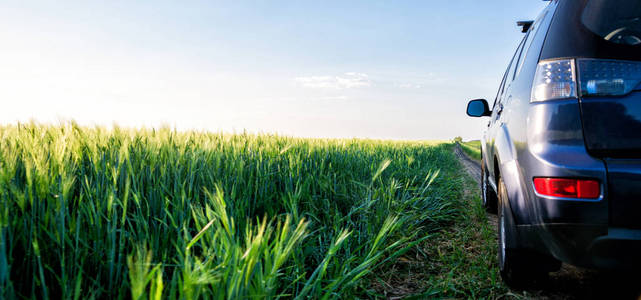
[0,123,501,299]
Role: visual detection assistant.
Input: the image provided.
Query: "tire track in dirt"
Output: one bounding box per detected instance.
[453,145,499,232]
[453,144,641,300]
[453,145,482,184]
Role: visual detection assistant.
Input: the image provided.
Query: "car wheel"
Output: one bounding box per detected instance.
[481,159,497,213]
[497,177,558,288]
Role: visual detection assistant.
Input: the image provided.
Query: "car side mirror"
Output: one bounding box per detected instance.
[466,99,491,117]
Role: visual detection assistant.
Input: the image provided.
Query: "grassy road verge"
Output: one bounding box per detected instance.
[460,141,481,161]
[405,152,504,298]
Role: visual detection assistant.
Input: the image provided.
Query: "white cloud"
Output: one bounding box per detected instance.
[295,72,370,89]
[395,83,423,89]
[392,72,451,89]
[318,95,348,101]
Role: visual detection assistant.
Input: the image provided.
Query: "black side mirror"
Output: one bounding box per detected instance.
[466,99,491,117]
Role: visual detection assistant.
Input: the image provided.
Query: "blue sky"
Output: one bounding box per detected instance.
[0,1,548,140]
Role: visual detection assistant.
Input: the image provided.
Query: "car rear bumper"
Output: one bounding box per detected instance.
[519,223,641,269]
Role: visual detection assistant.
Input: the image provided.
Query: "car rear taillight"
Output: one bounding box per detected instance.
[532,59,577,102]
[533,178,600,199]
[577,59,641,97]
[531,59,641,102]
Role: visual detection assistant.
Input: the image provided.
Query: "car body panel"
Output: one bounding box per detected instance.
[604,159,641,229]
[580,93,641,156]
[524,100,608,225]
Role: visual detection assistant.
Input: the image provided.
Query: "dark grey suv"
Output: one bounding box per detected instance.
[466,0,641,287]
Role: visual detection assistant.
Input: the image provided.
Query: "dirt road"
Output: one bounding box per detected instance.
[454,145,641,300]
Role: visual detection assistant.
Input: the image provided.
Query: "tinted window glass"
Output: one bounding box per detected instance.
[492,37,526,109]
[582,0,641,46]
[492,69,509,110]
[505,37,526,89]
[515,11,548,78]
[541,0,641,62]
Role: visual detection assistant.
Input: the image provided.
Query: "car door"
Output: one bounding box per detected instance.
[487,37,526,182]
[485,68,508,177]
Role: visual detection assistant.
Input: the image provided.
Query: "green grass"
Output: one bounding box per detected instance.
[417,164,504,298]
[0,123,485,299]
[460,140,481,161]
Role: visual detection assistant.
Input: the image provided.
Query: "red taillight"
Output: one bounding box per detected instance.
[533,178,600,199]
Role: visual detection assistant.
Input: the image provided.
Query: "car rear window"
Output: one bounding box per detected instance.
[540,0,641,62]
[582,0,641,46]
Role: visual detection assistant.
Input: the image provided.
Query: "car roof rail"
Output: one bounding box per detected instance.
[517,20,534,33]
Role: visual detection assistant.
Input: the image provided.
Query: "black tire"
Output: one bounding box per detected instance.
[497,178,559,288]
[481,159,498,214]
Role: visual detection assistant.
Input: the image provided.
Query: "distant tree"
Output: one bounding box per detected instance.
[453,136,463,143]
